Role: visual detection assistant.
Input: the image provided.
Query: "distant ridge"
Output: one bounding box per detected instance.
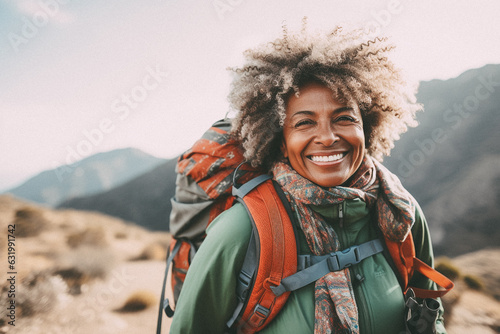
[58,157,177,231]
[5,148,165,207]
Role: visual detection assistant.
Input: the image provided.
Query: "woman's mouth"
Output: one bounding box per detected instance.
[308,152,347,163]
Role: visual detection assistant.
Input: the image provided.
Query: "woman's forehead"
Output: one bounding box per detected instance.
[286,82,358,114]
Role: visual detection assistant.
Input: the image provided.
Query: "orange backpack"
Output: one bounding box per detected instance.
[156,120,453,334]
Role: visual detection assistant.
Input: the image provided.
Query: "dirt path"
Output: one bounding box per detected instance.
[447,290,500,334]
[6,260,172,334]
[79,260,173,334]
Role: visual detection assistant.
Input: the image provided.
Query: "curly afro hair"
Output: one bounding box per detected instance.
[228,23,422,171]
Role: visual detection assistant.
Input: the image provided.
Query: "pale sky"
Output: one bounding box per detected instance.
[1,0,499,191]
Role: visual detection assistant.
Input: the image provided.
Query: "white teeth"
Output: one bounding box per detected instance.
[310,154,343,162]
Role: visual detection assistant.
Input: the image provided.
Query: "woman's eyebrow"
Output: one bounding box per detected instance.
[290,106,354,118]
[333,106,354,114]
[291,110,314,117]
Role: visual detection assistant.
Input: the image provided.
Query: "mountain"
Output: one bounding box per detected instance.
[59,65,500,257]
[58,158,178,231]
[5,148,165,207]
[383,64,500,256]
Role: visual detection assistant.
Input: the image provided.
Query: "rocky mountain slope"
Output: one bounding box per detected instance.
[384,64,500,256]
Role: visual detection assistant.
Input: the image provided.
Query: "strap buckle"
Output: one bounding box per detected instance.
[236,270,253,301]
[327,245,361,271]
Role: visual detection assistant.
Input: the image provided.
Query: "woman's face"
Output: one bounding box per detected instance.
[281,82,365,187]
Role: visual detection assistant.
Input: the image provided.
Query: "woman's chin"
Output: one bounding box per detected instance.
[304,159,353,187]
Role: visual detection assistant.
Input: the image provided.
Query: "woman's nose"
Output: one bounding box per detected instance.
[314,123,339,147]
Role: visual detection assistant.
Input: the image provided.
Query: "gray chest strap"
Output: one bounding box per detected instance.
[271,239,384,297]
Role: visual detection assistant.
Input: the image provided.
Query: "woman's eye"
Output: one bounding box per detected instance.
[335,115,356,123]
[294,119,314,128]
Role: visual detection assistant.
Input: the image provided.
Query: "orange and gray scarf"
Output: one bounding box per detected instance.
[272,155,415,333]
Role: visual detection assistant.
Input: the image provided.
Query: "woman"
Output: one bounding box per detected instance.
[170,25,446,333]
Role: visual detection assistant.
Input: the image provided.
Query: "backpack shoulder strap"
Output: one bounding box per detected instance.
[385,233,454,299]
[227,177,297,333]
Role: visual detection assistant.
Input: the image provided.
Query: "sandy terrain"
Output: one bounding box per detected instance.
[0,195,498,333]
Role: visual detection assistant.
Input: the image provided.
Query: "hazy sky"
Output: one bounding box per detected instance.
[1,0,499,191]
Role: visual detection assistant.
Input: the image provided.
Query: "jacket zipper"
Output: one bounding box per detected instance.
[338,201,344,228]
[337,201,373,333]
[353,265,373,332]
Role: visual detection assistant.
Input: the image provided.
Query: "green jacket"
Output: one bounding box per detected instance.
[170,197,446,333]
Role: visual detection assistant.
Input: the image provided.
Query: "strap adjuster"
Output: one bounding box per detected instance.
[244,304,270,328]
[297,254,311,271]
[254,304,270,318]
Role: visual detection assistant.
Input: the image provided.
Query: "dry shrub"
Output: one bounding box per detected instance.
[133,243,167,261]
[435,257,463,319]
[56,246,117,294]
[463,274,484,291]
[435,257,461,281]
[0,271,66,320]
[13,207,49,237]
[117,290,157,312]
[114,231,128,239]
[54,267,90,295]
[67,226,108,248]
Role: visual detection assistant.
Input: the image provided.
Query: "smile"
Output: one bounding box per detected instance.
[308,153,345,163]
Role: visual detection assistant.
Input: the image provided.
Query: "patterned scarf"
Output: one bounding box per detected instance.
[272,155,415,334]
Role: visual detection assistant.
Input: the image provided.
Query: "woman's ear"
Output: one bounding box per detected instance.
[281,139,288,158]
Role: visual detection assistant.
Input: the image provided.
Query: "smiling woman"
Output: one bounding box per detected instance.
[228,27,421,172]
[169,23,449,334]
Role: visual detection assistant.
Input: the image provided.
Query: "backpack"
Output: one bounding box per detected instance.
[156,119,454,334]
